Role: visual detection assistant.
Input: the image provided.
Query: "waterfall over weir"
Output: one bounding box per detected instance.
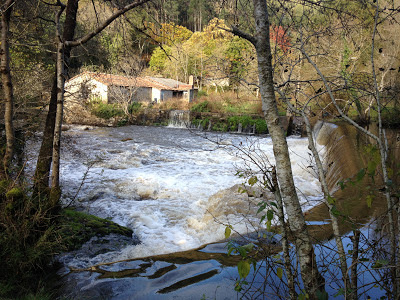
[168,110,191,128]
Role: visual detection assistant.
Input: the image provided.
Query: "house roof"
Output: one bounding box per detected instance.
[69,72,193,91]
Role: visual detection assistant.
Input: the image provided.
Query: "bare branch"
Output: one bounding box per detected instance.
[65,0,151,47]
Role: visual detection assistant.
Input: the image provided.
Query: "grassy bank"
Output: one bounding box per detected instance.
[0,183,133,300]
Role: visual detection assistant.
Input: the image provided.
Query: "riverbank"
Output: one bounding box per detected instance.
[0,205,136,299]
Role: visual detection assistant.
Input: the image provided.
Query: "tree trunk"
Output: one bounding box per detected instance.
[302,113,352,298]
[33,76,57,195]
[272,167,296,299]
[49,38,65,203]
[33,0,79,197]
[252,0,325,297]
[0,0,15,180]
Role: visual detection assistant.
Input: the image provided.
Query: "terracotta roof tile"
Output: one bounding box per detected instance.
[69,72,193,91]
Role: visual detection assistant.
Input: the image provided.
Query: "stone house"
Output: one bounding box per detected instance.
[65,71,196,104]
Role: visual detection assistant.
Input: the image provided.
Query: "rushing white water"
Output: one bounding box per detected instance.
[35,125,323,267]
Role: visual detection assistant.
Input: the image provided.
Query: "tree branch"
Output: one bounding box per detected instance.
[223,25,256,45]
[65,0,151,47]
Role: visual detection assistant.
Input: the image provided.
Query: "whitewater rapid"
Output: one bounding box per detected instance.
[31,125,323,267]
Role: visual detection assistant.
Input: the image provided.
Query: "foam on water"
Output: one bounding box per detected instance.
[52,126,323,267]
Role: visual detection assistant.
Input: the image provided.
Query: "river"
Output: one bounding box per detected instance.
[32,125,323,268]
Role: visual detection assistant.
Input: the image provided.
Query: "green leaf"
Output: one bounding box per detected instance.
[367,160,377,176]
[238,246,247,257]
[225,226,232,239]
[248,176,258,186]
[257,202,267,214]
[334,288,345,297]
[242,243,254,252]
[366,194,374,208]
[372,259,389,268]
[260,215,266,223]
[267,209,274,221]
[327,195,336,205]
[234,281,242,292]
[238,260,251,278]
[276,267,283,279]
[331,206,341,217]
[269,201,278,208]
[338,181,346,190]
[356,168,366,182]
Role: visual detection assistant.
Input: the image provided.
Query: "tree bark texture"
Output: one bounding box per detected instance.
[0,0,15,179]
[252,0,325,297]
[33,0,79,195]
[272,167,296,299]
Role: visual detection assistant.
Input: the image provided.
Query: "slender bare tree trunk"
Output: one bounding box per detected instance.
[370,5,398,296]
[0,0,15,180]
[300,3,398,294]
[302,114,352,298]
[252,0,325,297]
[50,38,65,203]
[350,229,360,296]
[272,167,296,299]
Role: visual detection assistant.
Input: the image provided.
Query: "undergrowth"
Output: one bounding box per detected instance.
[0,181,61,298]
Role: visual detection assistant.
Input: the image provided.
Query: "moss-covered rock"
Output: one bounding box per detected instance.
[58,208,134,251]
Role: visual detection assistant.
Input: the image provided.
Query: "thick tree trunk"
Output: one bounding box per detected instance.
[34,0,149,197]
[33,0,79,196]
[0,0,15,180]
[33,76,57,194]
[252,0,325,297]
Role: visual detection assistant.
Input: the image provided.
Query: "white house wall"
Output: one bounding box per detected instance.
[89,79,108,102]
[151,88,161,103]
[65,75,108,103]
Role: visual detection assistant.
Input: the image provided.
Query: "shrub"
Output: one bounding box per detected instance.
[0,186,60,297]
[128,102,142,114]
[190,100,210,113]
[201,117,210,129]
[381,107,400,127]
[239,115,254,129]
[228,116,240,131]
[89,99,124,119]
[212,121,228,132]
[197,89,208,98]
[254,118,268,133]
